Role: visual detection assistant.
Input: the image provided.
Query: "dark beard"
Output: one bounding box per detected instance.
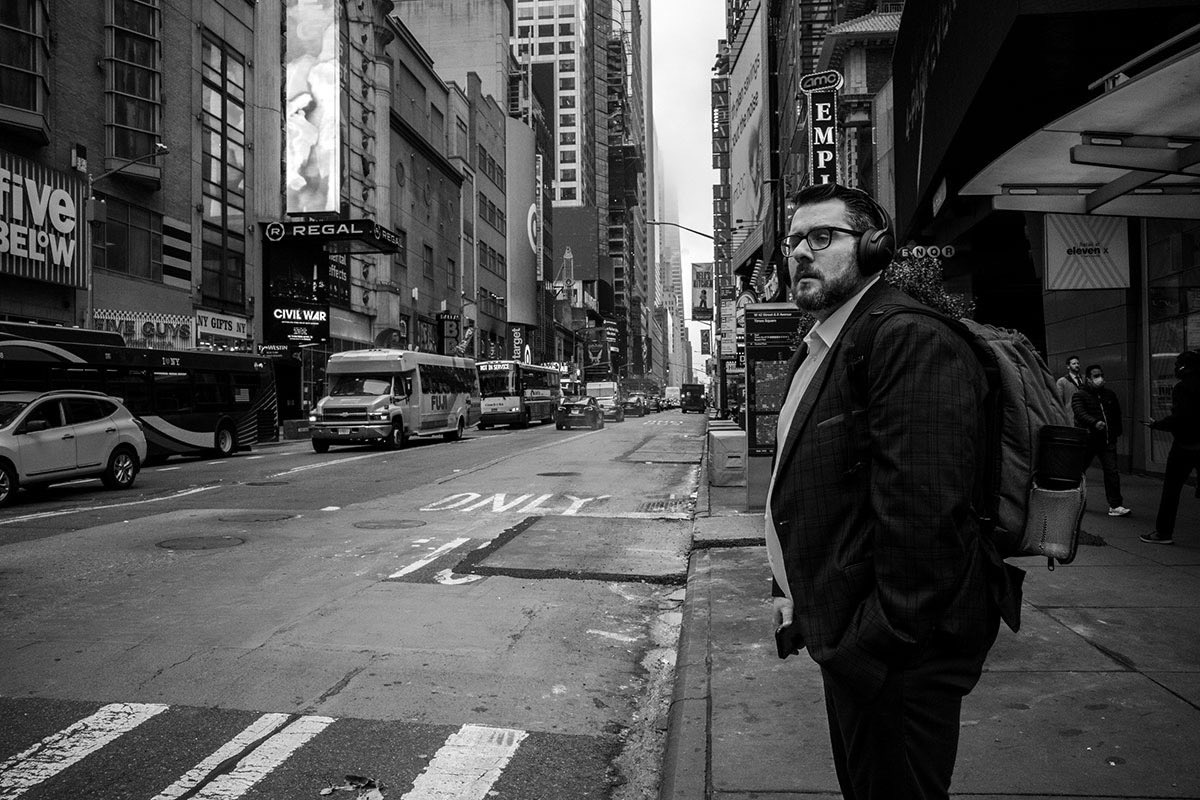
[794,269,862,314]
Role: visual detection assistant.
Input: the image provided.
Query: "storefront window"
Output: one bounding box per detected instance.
[1145,218,1200,465]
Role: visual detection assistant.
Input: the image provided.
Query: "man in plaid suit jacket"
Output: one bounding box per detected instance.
[767,184,1008,800]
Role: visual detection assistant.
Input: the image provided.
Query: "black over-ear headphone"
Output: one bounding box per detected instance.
[849,188,895,276]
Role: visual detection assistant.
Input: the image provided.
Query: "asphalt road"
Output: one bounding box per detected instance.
[0,410,704,800]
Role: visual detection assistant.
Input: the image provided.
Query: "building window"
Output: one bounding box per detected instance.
[395,229,408,270]
[560,94,575,108]
[517,6,533,19]
[538,41,554,55]
[93,196,163,281]
[559,22,574,35]
[518,25,531,37]
[560,169,576,182]
[559,77,574,91]
[558,58,574,73]
[559,4,575,16]
[105,0,163,162]
[559,113,575,128]
[447,257,456,290]
[423,244,434,278]
[559,40,574,54]
[560,132,576,145]
[560,187,576,201]
[0,0,49,137]
[560,150,576,165]
[517,43,530,56]
[538,23,554,36]
[200,31,246,309]
[538,3,554,17]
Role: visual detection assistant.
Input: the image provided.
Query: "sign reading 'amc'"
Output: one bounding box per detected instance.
[800,70,843,185]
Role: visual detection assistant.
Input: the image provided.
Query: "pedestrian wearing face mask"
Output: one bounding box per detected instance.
[1071,364,1130,516]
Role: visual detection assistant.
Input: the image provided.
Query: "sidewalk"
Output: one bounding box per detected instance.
[662,433,1200,799]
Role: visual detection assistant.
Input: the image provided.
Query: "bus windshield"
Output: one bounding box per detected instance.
[330,374,393,396]
[478,371,516,397]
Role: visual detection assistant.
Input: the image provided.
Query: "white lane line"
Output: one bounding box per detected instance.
[0,486,219,526]
[401,724,528,800]
[388,538,471,578]
[270,453,381,477]
[182,715,334,800]
[150,713,291,800]
[0,702,169,800]
[154,466,183,472]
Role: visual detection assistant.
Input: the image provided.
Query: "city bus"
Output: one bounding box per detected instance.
[476,360,562,429]
[0,321,281,460]
[309,349,480,451]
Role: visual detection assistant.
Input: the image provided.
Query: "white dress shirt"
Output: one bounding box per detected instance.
[765,275,880,600]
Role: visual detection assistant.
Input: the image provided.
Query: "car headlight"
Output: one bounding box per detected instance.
[309,413,321,422]
[371,411,389,420]
[557,406,566,413]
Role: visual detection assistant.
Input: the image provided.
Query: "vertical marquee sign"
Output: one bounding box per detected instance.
[799,70,843,185]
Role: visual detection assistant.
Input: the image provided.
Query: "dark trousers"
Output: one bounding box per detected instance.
[1155,444,1200,537]
[1085,440,1123,507]
[820,625,997,800]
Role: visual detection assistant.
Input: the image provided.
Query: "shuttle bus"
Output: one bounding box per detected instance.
[309,349,480,452]
[476,360,562,428]
[0,321,279,460]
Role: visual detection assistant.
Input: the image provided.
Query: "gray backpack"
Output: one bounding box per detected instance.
[848,305,1088,570]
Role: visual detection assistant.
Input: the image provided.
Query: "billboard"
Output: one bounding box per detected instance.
[506,118,539,326]
[728,7,770,230]
[1,150,87,288]
[692,262,713,322]
[1044,214,1130,290]
[285,0,341,214]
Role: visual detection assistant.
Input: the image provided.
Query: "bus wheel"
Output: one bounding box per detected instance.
[384,424,406,450]
[312,440,331,453]
[101,447,138,490]
[444,418,464,441]
[516,410,531,429]
[214,425,237,457]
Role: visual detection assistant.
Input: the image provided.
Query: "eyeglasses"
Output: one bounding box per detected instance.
[780,226,864,257]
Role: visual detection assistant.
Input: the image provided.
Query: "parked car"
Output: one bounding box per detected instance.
[621,395,648,417]
[0,390,148,507]
[555,395,605,430]
[646,396,662,413]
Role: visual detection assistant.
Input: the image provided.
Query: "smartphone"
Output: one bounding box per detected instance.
[775,623,801,660]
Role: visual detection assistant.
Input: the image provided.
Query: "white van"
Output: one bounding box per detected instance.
[309,350,480,452]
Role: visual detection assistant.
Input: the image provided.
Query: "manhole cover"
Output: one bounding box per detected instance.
[217,513,294,523]
[353,519,428,530]
[638,499,692,513]
[158,536,245,550]
[245,481,289,487]
[537,471,580,477]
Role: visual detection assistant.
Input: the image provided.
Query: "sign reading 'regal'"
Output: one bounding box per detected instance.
[800,70,843,186]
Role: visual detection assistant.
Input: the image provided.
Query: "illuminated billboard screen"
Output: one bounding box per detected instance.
[285,0,341,214]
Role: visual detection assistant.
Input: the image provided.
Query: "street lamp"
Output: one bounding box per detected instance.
[88,142,169,195]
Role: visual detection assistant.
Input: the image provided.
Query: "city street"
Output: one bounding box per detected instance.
[0,412,704,800]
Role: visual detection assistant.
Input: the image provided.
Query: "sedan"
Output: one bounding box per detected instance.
[621,395,648,417]
[555,395,606,430]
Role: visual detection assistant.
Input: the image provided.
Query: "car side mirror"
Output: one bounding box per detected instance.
[22,419,51,433]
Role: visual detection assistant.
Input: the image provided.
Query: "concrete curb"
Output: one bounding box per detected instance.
[660,432,714,800]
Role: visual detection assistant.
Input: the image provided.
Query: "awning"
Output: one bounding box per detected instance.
[960,41,1200,219]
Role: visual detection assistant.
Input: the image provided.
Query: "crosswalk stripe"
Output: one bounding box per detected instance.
[401,723,528,799]
[149,713,292,800]
[0,702,169,800]
[176,715,335,800]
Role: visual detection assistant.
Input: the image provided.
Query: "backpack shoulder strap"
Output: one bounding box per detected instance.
[843,303,1003,532]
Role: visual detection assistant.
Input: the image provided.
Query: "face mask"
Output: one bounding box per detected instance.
[1090,376,1105,388]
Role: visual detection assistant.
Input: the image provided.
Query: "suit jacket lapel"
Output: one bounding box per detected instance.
[773,281,893,481]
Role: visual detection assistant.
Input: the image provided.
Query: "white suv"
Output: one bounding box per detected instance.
[0,390,148,507]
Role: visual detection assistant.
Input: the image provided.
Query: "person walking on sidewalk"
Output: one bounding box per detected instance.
[765,183,1019,800]
[1071,364,1131,517]
[1057,355,1085,407]
[1141,350,1200,544]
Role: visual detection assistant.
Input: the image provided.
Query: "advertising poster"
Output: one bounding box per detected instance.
[285,0,341,214]
[719,284,737,357]
[692,262,714,321]
[728,8,769,231]
[1044,213,1130,290]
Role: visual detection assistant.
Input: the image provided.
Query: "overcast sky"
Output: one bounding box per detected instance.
[650,0,725,376]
